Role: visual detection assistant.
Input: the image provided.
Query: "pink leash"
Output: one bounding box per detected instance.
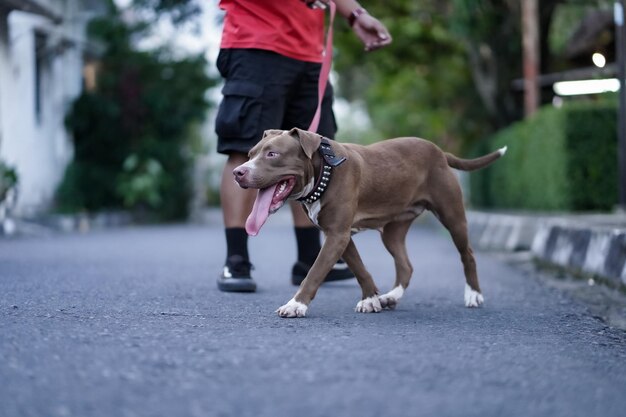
[307,1,336,133]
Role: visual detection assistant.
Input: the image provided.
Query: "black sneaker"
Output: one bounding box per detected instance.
[218,255,257,292]
[291,259,355,286]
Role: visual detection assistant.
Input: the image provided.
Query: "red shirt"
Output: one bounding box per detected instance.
[219,0,325,63]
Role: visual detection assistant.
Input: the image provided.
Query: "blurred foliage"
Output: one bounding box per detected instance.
[548,0,615,70]
[57,0,216,220]
[132,0,202,25]
[470,105,571,210]
[470,97,617,211]
[335,1,482,153]
[205,185,221,207]
[549,3,589,55]
[565,101,618,210]
[0,160,18,203]
[333,0,521,153]
[117,154,165,209]
[333,0,611,153]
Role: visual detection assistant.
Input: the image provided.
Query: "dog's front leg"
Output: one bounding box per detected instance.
[276,231,350,318]
[341,238,382,313]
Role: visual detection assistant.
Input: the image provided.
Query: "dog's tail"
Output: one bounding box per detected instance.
[445,146,507,171]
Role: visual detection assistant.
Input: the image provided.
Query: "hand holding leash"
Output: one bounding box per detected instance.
[302,1,391,51]
[349,9,392,51]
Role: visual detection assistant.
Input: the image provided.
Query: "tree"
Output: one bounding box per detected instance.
[333,0,609,151]
[450,0,523,127]
[333,0,516,151]
[57,0,216,219]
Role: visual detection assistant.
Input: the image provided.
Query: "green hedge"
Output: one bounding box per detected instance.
[470,101,618,211]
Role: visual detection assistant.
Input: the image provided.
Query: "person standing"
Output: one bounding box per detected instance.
[215,0,392,292]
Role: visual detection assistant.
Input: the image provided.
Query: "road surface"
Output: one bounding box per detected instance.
[1,214,625,417]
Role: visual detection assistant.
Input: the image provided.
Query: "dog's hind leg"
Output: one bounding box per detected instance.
[431,187,484,308]
[378,219,414,310]
[441,214,483,307]
[341,238,382,313]
[453,231,483,307]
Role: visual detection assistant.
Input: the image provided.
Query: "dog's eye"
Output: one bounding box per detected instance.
[266,151,279,158]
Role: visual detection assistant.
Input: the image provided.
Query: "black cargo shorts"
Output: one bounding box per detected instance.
[214,48,337,155]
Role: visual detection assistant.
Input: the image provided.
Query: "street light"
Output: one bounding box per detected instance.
[553,78,620,96]
[592,52,607,68]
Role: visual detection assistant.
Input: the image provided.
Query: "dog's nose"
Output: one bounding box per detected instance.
[233,166,249,182]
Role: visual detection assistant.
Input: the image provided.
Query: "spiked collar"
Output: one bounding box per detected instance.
[298,138,347,204]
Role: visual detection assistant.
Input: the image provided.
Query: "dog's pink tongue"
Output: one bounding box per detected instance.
[245,184,278,236]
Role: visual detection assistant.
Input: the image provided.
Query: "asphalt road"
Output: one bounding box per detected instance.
[1,214,626,417]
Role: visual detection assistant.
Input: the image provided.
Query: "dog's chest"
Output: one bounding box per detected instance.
[302,200,322,227]
[302,200,368,235]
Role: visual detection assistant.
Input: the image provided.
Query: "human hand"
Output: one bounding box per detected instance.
[352,13,392,52]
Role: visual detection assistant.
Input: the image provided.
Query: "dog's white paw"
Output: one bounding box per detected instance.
[379,285,405,310]
[464,284,484,308]
[355,296,382,313]
[276,298,308,318]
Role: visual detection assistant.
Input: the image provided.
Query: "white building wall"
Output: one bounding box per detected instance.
[0,10,8,156]
[0,0,89,216]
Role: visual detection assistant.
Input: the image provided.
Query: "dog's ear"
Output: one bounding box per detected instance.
[289,128,321,160]
[262,129,285,139]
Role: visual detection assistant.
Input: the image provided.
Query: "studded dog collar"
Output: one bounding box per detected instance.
[298,138,347,204]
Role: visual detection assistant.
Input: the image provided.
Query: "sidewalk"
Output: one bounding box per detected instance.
[467,210,626,289]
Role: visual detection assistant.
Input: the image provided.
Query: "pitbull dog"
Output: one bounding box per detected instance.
[233,128,506,317]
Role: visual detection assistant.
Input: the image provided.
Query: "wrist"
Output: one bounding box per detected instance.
[348,7,367,27]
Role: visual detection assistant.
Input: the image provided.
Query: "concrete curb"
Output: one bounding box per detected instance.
[531,223,626,287]
[1,211,134,237]
[467,211,541,252]
[467,211,626,288]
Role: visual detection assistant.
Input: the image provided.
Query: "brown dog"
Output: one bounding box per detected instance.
[233,128,506,317]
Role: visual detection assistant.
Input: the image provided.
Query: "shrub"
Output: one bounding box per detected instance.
[564,104,617,210]
[55,161,120,213]
[470,100,617,211]
[117,154,165,210]
[0,160,18,203]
